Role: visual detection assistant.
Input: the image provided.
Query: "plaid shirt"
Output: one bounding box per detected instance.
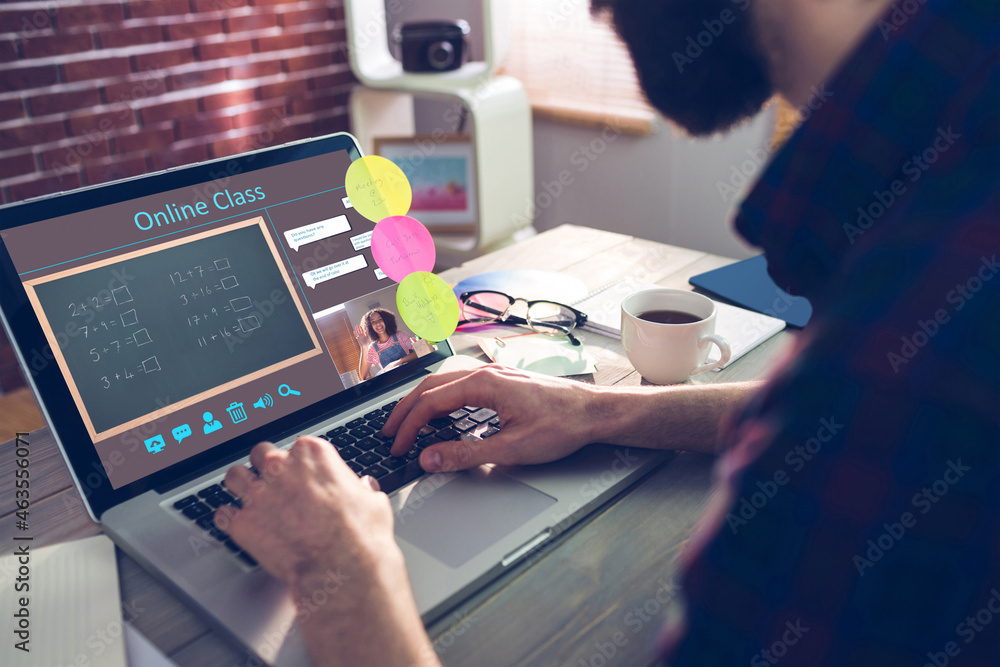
[664,1,999,665]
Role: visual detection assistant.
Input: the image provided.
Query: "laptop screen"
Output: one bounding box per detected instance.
[0,133,449,507]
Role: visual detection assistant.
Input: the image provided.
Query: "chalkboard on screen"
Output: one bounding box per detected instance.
[24,218,321,440]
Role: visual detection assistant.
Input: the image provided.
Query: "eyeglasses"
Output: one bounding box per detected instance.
[458,290,588,345]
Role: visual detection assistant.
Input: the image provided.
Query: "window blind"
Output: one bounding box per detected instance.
[502,0,656,134]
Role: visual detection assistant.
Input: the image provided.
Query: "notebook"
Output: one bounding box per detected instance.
[688,255,812,327]
[0,132,671,666]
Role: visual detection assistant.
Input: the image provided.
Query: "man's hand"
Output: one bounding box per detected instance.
[214,437,438,666]
[384,365,608,472]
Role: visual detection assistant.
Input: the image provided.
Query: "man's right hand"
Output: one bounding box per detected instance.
[383,365,608,473]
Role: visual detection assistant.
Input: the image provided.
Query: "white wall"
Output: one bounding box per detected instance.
[529,112,773,259]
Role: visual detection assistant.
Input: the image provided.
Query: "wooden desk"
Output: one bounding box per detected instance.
[0,225,793,666]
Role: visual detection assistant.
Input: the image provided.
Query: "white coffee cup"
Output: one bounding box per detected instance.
[620,289,731,384]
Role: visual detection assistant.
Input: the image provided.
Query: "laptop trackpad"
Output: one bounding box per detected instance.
[394,468,557,568]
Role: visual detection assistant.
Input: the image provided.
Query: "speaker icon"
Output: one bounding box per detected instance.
[253,393,273,409]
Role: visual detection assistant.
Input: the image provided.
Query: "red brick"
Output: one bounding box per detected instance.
[197,38,253,61]
[149,142,208,171]
[127,0,191,19]
[0,97,26,122]
[303,26,345,47]
[100,24,164,48]
[22,31,94,59]
[38,137,112,172]
[63,57,131,83]
[327,5,344,22]
[193,0,248,11]
[309,69,355,91]
[224,12,277,33]
[167,67,227,91]
[31,87,102,116]
[232,101,286,129]
[258,77,309,100]
[0,38,18,63]
[313,114,349,135]
[68,108,135,138]
[228,59,283,79]
[139,98,198,124]
[201,87,256,111]
[249,0,302,6]
[290,90,348,115]
[85,156,148,185]
[176,113,233,139]
[103,75,169,105]
[285,49,334,72]
[165,18,224,40]
[0,7,53,33]
[57,3,126,29]
[254,32,307,52]
[278,7,330,27]
[0,64,59,93]
[132,45,197,71]
[0,119,67,151]
[0,151,36,180]
[6,171,83,203]
[114,123,176,154]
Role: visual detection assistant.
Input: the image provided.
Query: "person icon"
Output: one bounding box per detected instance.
[203,411,222,435]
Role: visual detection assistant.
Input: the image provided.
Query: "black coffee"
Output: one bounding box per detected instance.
[637,309,703,325]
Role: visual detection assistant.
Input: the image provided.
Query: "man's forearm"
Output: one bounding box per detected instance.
[589,381,762,455]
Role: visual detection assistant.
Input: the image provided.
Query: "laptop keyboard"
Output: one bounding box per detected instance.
[170,399,501,568]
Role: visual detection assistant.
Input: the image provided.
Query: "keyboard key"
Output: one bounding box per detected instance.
[428,417,453,429]
[356,452,382,467]
[355,436,380,451]
[351,424,375,437]
[434,427,459,441]
[453,418,477,432]
[469,408,498,423]
[231,497,243,509]
[203,494,226,508]
[416,434,441,449]
[196,515,216,531]
[480,426,501,439]
[463,406,480,412]
[382,400,399,411]
[198,484,223,498]
[209,527,229,542]
[216,490,236,505]
[368,416,387,430]
[338,445,362,460]
[382,456,408,471]
[374,444,392,457]
[417,425,436,437]
[489,417,500,427]
[326,426,347,438]
[360,464,389,479]
[223,539,242,553]
[347,460,364,474]
[364,409,383,420]
[173,495,198,510]
[371,431,394,443]
[347,417,365,429]
[182,502,212,520]
[405,448,421,460]
[238,551,258,567]
[329,433,357,448]
[448,409,469,420]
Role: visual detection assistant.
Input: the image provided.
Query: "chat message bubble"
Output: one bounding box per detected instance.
[350,231,372,251]
[397,271,459,342]
[283,215,351,252]
[345,155,412,223]
[172,424,192,443]
[371,215,435,282]
[303,255,368,289]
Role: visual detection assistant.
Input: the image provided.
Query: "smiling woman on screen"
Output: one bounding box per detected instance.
[358,308,418,381]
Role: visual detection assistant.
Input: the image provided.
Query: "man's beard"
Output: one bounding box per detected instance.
[595,0,773,136]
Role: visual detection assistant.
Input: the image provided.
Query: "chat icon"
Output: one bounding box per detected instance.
[283,215,351,251]
[172,423,192,444]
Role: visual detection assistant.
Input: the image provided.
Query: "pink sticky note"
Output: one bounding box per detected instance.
[370,215,436,282]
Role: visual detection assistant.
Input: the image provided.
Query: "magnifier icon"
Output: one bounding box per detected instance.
[278,384,301,397]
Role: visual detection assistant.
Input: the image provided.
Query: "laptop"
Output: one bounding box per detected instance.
[0,132,670,665]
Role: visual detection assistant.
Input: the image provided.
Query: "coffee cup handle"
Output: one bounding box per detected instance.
[694,334,731,374]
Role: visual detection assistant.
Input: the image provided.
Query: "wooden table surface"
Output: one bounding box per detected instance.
[0,224,793,666]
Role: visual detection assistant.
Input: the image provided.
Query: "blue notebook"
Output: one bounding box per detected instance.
[689,255,812,328]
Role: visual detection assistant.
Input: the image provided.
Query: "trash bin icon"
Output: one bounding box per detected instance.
[226,401,248,424]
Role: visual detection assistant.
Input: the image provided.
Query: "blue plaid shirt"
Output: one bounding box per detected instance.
[664,1,999,665]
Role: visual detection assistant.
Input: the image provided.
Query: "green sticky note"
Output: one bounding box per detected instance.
[396,271,459,342]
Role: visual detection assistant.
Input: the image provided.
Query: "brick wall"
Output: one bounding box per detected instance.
[0,0,355,205]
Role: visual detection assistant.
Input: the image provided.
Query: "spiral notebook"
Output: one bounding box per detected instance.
[573,278,786,369]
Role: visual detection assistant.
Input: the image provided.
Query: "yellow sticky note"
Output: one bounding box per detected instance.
[344,155,412,222]
[396,271,459,343]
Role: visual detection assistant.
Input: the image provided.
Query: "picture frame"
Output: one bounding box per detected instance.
[373,135,477,233]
